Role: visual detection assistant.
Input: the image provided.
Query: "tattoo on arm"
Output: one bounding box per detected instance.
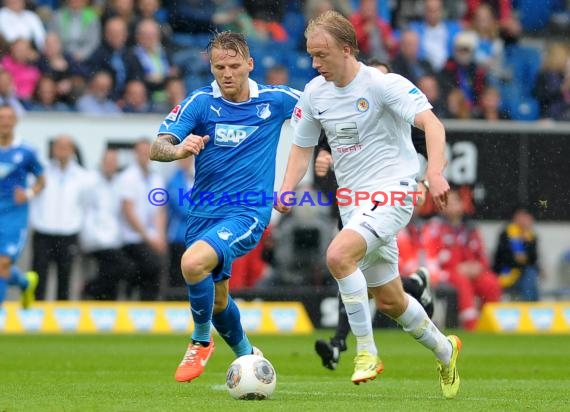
[150,135,179,162]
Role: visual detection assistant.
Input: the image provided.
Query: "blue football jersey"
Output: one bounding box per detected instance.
[158,79,301,225]
[0,143,44,213]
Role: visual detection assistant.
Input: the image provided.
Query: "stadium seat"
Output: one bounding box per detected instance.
[514,0,555,31]
[283,11,305,50]
[286,50,317,87]
[499,45,542,120]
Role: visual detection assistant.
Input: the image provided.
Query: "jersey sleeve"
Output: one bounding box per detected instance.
[276,85,302,119]
[27,148,44,177]
[381,73,433,125]
[157,93,203,143]
[290,90,321,148]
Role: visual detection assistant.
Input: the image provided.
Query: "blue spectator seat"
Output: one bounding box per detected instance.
[500,45,542,120]
[514,0,556,31]
[286,50,317,90]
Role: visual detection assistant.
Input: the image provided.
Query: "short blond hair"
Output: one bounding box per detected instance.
[207,31,250,60]
[305,10,359,57]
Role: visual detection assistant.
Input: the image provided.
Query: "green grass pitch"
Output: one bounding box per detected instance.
[1,331,569,411]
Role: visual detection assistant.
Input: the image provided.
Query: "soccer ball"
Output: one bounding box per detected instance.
[226,354,277,400]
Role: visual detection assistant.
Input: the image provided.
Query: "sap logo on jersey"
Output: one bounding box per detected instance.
[215,124,258,147]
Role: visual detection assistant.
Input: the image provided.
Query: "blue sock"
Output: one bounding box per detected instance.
[9,266,28,290]
[212,296,253,357]
[0,277,7,306]
[187,276,214,345]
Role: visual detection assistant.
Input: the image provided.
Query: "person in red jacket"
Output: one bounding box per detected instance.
[349,0,398,62]
[422,189,501,330]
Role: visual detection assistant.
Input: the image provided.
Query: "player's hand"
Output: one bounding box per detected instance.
[13,187,29,204]
[426,172,450,211]
[177,134,210,158]
[273,190,293,214]
[314,150,333,177]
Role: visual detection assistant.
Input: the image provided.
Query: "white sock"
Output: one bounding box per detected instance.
[336,269,377,356]
[396,295,452,364]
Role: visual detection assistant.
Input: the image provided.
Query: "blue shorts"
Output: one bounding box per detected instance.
[0,209,28,262]
[185,214,266,282]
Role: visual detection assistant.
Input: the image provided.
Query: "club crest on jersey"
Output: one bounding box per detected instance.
[356,98,369,113]
[256,103,271,119]
[217,228,233,241]
[166,105,181,121]
[214,124,258,147]
[12,152,23,164]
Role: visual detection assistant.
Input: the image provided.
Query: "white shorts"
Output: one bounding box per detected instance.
[342,178,416,287]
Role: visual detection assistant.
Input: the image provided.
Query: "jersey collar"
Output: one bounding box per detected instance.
[211,78,259,99]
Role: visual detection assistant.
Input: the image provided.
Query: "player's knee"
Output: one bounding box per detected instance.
[376,292,407,317]
[326,244,352,275]
[180,253,211,283]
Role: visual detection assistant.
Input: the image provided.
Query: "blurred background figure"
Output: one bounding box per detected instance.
[475,85,509,120]
[48,0,101,65]
[37,32,85,106]
[493,206,541,301]
[87,16,144,100]
[165,156,194,290]
[422,189,502,330]
[349,0,397,62]
[75,71,121,115]
[119,79,151,113]
[151,76,186,113]
[28,75,72,112]
[408,0,462,72]
[0,104,44,310]
[265,65,289,86]
[0,70,26,117]
[0,0,46,52]
[389,29,433,85]
[417,74,448,118]
[533,42,570,121]
[81,148,134,300]
[0,39,42,105]
[116,139,166,300]
[132,18,177,105]
[440,31,488,113]
[30,134,92,300]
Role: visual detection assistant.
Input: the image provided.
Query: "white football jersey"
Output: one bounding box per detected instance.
[291,63,432,215]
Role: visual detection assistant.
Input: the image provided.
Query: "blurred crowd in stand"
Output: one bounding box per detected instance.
[1,0,570,120]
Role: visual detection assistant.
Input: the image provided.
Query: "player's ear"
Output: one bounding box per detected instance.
[248,57,254,73]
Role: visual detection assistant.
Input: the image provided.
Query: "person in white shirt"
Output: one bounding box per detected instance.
[80,148,135,300]
[0,0,46,52]
[116,139,166,300]
[30,134,92,300]
[275,11,461,399]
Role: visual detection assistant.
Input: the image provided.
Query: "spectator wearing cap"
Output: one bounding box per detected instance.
[439,31,488,111]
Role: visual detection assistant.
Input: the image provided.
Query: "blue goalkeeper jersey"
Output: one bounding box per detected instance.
[158,79,301,226]
[0,142,43,214]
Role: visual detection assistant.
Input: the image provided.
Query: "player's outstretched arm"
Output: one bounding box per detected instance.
[415,110,450,211]
[150,134,182,162]
[150,134,210,162]
[275,144,314,213]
